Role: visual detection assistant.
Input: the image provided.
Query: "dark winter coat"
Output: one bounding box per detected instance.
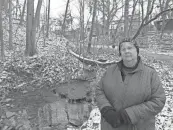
[95,59,166,130]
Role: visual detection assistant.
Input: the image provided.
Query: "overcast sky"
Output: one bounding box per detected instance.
[48,0,71,17]
[19,0,90,23]
[18,0,78,17]
[48,0,90,21]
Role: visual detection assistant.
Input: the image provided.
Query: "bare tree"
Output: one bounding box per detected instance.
[101,0,105,33]
[62,0,70,35]
[159,0,164,13]
[79,0,85,41]
[124,0,129,37]
[19,0,26,25]
[97,0,123,32]
[112,15,123,45]
[16,0,19,18]
[33,0,43,36]
[9,0,13,50]
[25,0,34,56]
[133,4,173,39]
[87,0,97,53]
[146,0,152,22]
[138,0,152,36]
[132,0,156,39]
[57,11,73,33]
[128,0,139,35]
[107,0,111,32]
[0,0,5,60]
[46,0,50,38]
[160,0,172,38]
[25,0,42,56]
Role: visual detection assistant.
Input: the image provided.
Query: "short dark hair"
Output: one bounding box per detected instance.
[118,38,139,56]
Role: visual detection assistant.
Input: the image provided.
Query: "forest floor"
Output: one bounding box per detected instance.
[140,49,173,65]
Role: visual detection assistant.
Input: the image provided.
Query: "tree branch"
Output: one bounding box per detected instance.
[132,0,156,39]
[132,7,173,39]
[109,5,124,23]
[128,0,139,34]
[68,49,116,68]
[144,8,173,26]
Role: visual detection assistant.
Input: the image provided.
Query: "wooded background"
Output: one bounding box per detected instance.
[0,0,173,130]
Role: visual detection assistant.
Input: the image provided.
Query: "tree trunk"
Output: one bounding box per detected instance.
[87,0,97,53]
[124,0,129,37]
[144,0,152,34]
[46,0,50,38]
[160,0,171,38]
[139,0,151,36]
[9,0,13,50]
[25,0,33,56]
[25,0,37,57]
[102,0,105,34]
[132,0,166,40]
[16,0,19,19]
[19,0,26,25]
[35,0,42,29]
[3,0,8,11]
[79,0,84,41]
[106,0,111,33]
[138,1,141,27]
[99,0,122,35]
[62,0,70,35]
[128,0,138,35]
[146,0,152,22]
[159,0,164,13]
[37,6,41,29]
[0,0,5,60]
[32,0,42,48]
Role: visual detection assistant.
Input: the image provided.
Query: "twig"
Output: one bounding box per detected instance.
[144,8,173,26]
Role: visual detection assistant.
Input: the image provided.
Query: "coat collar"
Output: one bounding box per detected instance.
[117,56,144,73]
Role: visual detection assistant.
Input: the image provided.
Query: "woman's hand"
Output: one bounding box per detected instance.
[101,106,131,128]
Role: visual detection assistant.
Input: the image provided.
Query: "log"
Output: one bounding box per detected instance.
[68,49,116,68]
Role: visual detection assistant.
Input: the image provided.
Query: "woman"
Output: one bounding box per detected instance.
[95,38,166,130]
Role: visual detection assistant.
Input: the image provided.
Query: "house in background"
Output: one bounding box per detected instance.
[154,19,173,33]
[86,22,108,36]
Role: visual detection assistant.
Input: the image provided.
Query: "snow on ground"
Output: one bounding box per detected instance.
[67,107,101,130]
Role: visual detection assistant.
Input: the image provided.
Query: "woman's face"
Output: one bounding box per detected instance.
[120,42,138,62]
